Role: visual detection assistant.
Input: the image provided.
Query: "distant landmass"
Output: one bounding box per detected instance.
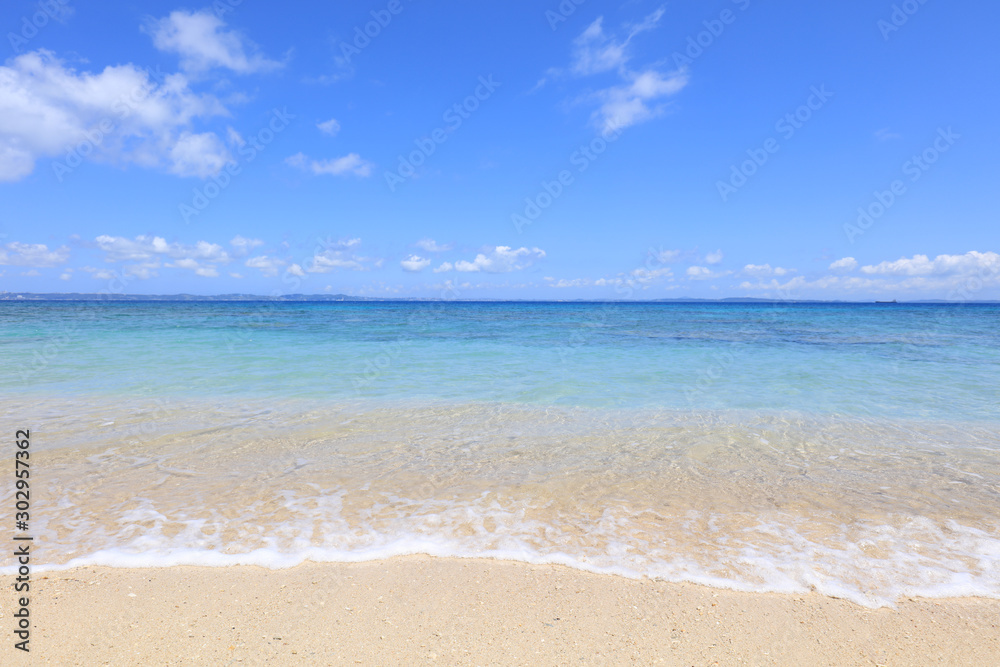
[0,292,384,302]
[1,292,997,304]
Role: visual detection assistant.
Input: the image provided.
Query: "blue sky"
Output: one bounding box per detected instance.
[1,0,998,299]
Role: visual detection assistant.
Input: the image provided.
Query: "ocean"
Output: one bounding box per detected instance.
[2,301,998,607]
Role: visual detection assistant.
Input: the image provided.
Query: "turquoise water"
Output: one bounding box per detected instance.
[1,301,998,607]
[4,301,999,420]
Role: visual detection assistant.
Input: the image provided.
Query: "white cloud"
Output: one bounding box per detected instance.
[546,277,592,288]
[317,118,340,136]
[738,252,1000,298]
[445,246,546,273]
[593,277,626,288]
[0,50,229,181]
[103,237,159,261]
[309,253,365,273]
[230,235,264,256]
[743,263,792,277]
[570,9,664,77]
[286,152,373,177]
[630,266,672,283]
[686,266,719,280]
[705,250,724,265]
[60,271,73,280]
[167,131,231,177]
[188,240,231,262]
[686,266,708,279]
[433,262,454,273]
[20,269,41,276]
[167,258,199,270]
[93,235,231,278]
[287,263,306,277]
[593,68,688,133]
[829,257,858,271]
[164,257,218,277]
[83,266,115,280]
[95,235,230,264]
[860,251,1000,276]
[145,10,283,75]
[122,261,159,280]
[546,8,686,134]
[400,255,432,272]
[82,264,143,280]
[649,248,681,263]
[320,237,361,251]
[245,255,285,277]
[415,239,453,253]
[310,256,364,272]
[0,242,70,267]
[570,18,628,76]
[587,256,681,290]
[305,237,373,273]
[95,235,166,261]
[229,272,243,279]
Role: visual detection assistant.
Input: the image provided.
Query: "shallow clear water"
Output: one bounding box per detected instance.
[2,301,998,607]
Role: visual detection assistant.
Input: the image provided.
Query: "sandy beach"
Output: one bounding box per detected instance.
[3,556,997,666]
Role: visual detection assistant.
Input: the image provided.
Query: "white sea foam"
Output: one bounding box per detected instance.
[6,492,1000,609]
[2,398,998,609]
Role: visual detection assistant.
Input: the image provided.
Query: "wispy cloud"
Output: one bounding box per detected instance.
[0,242,70,267]
[230,235,264,257]
[304,237,377,273]
[545,277,592,288]
[144,10,284,75]
[541,7,687,133]
[415,239,453,253]
[739,252,1000,297]
[569,8,665,76]
[96,235,230,264]
[859,251,999,276]
[317,118,340,136]
[165,257,218,277]
[434,246,546,273]
[875,127,902,142]
[742,263,793,277]
[286,152,373,177]
[591,68,688,133]
[651,248,682,263]
[245,255,285,277]
[687,266,730,280]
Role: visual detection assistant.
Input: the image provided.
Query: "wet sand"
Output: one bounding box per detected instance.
[2,555,998,665]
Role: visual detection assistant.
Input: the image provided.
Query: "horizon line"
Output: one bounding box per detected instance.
[1,292,998,304]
